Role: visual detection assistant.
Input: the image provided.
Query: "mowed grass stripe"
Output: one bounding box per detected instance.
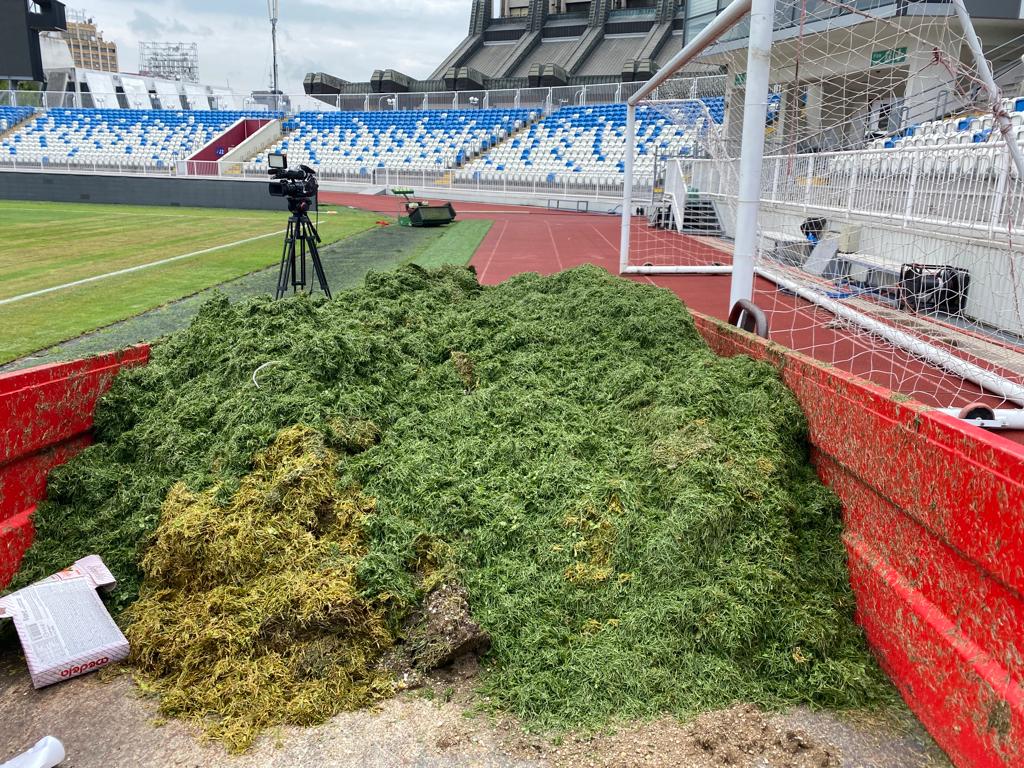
[0,201,303,298]
[409,219,493,269]
[0,202,382,363]
[0,229,285,306]
[0,220,281,295]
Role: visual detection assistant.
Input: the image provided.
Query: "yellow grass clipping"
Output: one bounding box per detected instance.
[125,426,395,752]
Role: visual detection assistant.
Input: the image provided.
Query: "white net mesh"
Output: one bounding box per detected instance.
[625,0,1024,409]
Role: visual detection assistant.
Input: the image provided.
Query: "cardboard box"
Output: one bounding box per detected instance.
[0,556,129,689]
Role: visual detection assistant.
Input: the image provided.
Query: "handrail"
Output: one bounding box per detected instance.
[0,75,728,115]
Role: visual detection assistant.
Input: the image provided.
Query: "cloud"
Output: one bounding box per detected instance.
[127,10,166,38]
[76,0,471,91]
[128,9,211,39]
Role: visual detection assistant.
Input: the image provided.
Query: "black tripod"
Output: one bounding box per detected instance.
[275,198,332,300]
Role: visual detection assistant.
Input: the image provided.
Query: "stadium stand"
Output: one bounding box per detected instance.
[0,108,279,168]
[245,108,538,175]
[0,107,36,133]
[456,99,724,182]
[869,97,1024,150]
[307,1,692,98]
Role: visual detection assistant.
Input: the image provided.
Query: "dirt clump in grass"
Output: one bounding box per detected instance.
[405,582,491,670]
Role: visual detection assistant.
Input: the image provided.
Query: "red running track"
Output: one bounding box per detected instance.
[320,192,1023,430]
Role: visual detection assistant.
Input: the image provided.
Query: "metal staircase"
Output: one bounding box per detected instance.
[650,191,723,235]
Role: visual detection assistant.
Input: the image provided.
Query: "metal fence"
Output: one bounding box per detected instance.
[0,157,644,201]
[0,76,726,115]
[686,141,1024,241]
[0,159,179,176]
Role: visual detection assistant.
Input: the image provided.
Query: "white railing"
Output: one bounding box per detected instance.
[0,157,642,201]
[685,141,1024,241]
[0,159,178,176]
[12,141,1022,221]
[235,163,641,201]
[0,75,727,115]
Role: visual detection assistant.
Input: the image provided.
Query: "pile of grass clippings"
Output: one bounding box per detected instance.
[126,426,393,752]
[10,264,893,748]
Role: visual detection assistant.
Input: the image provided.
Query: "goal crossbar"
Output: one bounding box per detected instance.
[626,0,754,108]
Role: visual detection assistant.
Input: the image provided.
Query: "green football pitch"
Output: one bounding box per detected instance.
[0,201,382,363]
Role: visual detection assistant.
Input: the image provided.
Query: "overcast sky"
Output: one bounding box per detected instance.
[74,0,475,92]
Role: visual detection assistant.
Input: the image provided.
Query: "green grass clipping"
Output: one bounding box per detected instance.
[9,264,893,750]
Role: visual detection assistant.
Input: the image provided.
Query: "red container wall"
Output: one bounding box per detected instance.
[0,322,1022,768]
[0,346,150,588]
[693,311,1024,768]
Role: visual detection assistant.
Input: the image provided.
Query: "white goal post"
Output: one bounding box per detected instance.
[619,0,1024,409]
[619,0,761,280]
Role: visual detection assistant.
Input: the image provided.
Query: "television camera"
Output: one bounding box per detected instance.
[267,153,331,300]
[268,152,318,209]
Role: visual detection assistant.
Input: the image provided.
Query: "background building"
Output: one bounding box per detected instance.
[60,8,118,73]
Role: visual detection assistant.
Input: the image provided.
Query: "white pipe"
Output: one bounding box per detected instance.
[758,267,1024,406]
[621,0,753,273]
[730,0,776,310]
[629,0,753,106]
[952,0,1024,181]
[619,103,636,273]
[622,266,733,274]
[938,408,1024,429]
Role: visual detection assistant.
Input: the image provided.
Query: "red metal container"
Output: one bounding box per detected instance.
[0,346,149,587]
[1,319,1021,768]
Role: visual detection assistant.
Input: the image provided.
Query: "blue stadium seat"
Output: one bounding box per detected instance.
[456,99,725,183]
[0,106,35,133]
[247,108,537,175]
[0,108,283,168]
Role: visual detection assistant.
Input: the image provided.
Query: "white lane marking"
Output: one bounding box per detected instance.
[0,230,284,306]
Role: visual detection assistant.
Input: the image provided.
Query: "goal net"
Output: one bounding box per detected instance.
[622,0,1024,410]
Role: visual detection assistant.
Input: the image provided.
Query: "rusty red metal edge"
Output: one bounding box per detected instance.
[692,310,1023,768]
[0,435,93,522]
[0,346,150,466]
[817,451,1024,691]
[847,528,1023,768]
[821,453,1024,768]
[0,507,34,590]
[0,346,150,587]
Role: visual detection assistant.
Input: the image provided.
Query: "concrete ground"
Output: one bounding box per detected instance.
[0,651,951,768]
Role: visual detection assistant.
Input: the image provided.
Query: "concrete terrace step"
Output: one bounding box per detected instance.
[0,111,41,142]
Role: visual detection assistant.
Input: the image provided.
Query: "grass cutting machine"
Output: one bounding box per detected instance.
[392,188,457,228]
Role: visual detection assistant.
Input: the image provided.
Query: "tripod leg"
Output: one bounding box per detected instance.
[308,238,332,299]
[289,229,299,293]
[298,216,332,299]
[299,224,308,292]
[275,219,294,300]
